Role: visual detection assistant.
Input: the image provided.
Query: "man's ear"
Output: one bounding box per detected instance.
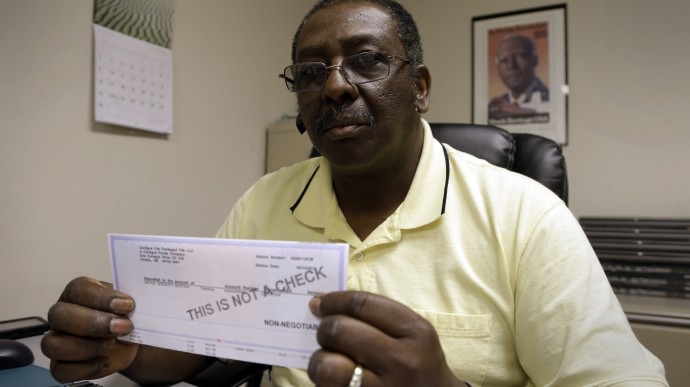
[415,65,431,113]
[296,114,307,134]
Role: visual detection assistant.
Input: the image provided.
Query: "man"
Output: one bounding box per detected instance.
[489,34,549,119]
[42,1,667,386]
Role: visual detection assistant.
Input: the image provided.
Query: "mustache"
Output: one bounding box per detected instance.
[313,105,375,134]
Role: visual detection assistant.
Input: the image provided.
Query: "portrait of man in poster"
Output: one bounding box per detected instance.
[487,23,550,125]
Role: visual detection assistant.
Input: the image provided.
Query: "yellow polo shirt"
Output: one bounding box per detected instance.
[216,120,666,386]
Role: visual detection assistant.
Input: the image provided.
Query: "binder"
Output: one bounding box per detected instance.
[580,217,690,299]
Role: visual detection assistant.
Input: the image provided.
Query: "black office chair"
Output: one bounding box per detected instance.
[189,122,568,387]
[429,123,568,204]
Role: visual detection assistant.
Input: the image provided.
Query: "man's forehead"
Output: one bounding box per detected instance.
[296,2,398,55]
[499,37,531,52]
[298,33,388,57]
[305,1,389,22]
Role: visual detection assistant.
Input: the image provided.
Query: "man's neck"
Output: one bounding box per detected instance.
[509,77,536,102]
[331,129,424,240]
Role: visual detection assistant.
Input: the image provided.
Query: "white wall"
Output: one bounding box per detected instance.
[2,0,689,321]
[0,0,313,321]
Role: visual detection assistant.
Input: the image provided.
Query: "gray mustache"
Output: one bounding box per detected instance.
[314,105,375,134]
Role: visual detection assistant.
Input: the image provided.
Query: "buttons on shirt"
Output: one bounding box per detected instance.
[355,253,364,261]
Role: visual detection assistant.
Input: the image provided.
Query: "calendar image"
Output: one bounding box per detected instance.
[93,0,174,134]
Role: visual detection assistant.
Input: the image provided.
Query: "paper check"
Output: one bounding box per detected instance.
[109,234,348,369]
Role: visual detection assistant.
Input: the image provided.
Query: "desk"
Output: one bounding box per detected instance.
[19,335,192,386]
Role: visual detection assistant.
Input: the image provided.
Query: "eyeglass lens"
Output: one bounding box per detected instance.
[284,51,391,92]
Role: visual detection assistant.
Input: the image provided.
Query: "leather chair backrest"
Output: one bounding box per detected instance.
[430,123,568,204]
[430,123,515,169]
[512,132,568,203]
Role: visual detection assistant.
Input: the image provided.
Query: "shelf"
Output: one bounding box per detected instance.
[617,294,690,327]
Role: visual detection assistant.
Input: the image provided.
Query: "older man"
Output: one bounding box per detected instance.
[489,34,550,119]
[42,1,667,386]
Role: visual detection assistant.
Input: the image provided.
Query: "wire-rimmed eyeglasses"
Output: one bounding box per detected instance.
[279,51,410,93]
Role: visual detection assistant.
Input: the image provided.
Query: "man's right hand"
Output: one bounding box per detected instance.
[41,276,139,382]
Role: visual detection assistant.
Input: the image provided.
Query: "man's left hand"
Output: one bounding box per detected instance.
[307,291,465,387]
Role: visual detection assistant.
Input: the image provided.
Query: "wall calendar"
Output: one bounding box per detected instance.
[93,0,174,134]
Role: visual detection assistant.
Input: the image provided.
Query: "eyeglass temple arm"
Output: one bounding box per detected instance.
[278,74,294,84]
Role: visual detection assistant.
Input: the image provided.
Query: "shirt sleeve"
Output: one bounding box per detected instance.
[514,204,667,386]
[215,199,243,239]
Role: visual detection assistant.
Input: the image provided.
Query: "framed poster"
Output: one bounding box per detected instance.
[472,5,568,144]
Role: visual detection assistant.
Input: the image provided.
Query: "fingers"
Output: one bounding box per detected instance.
[42,276,139,383]
[315,313,397,372]
[48,301,133,337]
[310,291,430,339]
[59,277,134,314]
[308,291,461,387]
[43,305,135,381]
[48,276,134,338]
[308,350,380,387]
[308,349,354,384]
[49,359,111,384]
[41,331,117,361]
[46,339,139,383]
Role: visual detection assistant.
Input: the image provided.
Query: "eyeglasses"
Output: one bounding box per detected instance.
[279,51,410,93]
